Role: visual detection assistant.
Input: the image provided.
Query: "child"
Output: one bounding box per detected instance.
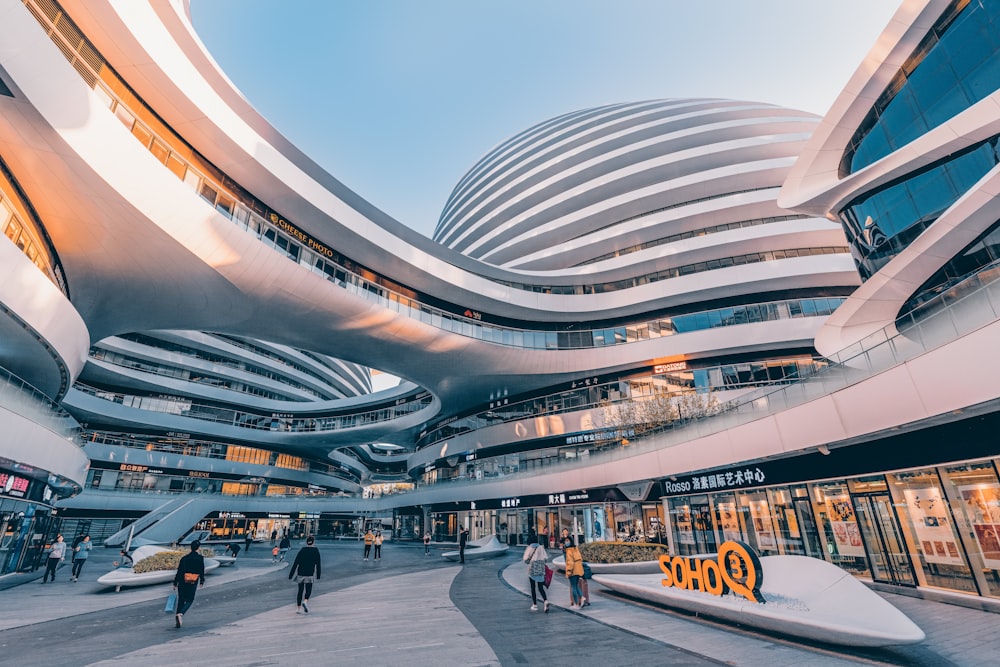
[272,545,280,563]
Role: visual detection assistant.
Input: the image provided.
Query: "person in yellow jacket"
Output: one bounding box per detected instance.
[563,537,585,608]
[373,530,384,560]
[363,529,374,561]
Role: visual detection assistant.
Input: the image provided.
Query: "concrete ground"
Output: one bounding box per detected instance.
[1,541,998,666]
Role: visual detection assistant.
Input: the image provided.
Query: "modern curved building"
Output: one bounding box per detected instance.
[2,0,1000,609]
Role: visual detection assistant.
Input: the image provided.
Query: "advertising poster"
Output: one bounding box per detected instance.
[960,485,1000,569]
[716,501,742,542]
[823,488,866,557]
[746,499,776,550]
[901,487,964,566]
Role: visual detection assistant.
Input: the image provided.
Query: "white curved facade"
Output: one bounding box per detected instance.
[0,0,999,606]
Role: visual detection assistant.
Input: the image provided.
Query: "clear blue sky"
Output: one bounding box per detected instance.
[190,1,900,239]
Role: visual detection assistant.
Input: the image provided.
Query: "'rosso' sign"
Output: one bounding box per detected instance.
[658,540,765,603]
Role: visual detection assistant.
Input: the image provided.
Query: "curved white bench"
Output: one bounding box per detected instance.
[442,535,509,561]
[593,554,925,647]
[97,546,220,589]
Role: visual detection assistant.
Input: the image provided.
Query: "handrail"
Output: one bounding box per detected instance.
[0,364,80,441]
[408,261,1000,489]
[72,383,433,433]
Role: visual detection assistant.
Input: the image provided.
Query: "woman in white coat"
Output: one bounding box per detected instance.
[523,542,550,612]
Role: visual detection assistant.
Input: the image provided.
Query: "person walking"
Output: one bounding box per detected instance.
[288,535,321,614]
[459,526,469,564]
[172,540,205,628]
[423,531,431,556]
[373,531,383,561]
[224,542,241,559]
[563,537,585,608]
[561,529,590,606]
[71,535,92,582]
[41,534,66,583]
[363,528,374,561]
[270,529,278,546]
[244,530,253,552]
[523,541,550,612]
[278,535,291,561]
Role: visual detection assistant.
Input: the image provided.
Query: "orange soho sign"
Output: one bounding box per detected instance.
[658,540,765,603]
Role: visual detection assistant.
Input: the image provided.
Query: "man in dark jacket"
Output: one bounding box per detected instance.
[459,527,469,563]
[172,540,205,628]
[288,535,321,614]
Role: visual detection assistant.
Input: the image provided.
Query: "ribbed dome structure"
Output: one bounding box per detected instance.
[435,99,822,270]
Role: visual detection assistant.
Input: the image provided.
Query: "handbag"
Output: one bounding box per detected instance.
[164,591,177,613]
[582,562,593,579]
[543,564,554,587]
[183,572,199,584]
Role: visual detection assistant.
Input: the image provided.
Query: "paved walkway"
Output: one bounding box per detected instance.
[1,542,999,666]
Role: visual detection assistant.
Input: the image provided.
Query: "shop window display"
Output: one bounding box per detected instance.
[737,490,779,555]
[940,461,1000,597]
[667,496,716,556]
[810,482,870,577]
[886,469,977,593]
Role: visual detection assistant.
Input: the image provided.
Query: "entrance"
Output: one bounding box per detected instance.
[854,493,916,586]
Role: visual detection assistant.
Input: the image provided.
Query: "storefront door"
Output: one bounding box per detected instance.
[854,493,916,586]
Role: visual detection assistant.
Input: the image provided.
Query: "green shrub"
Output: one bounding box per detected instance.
[579,541,669,563]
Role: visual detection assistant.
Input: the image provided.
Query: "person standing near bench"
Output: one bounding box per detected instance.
[172,540,205,629]
[459,526,469,564]
[71,535,92,582]
[288,535,321,614]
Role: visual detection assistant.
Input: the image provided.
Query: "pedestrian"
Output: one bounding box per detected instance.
[272,544,280,563]
[271,529,278,546]
[423,531,431,556]
[459,526,469,564]
[373,530,383,560]
[523,541,550,612]
[224,542,241,558]
[563,537,585,608]
[278,535,291,561]
[114,549,134,568]
[172,540,205,628]
[42,534,66,583]
[539,526,549,549]
[244,530,253,552]
[288,535,321,614]
[363,528,374,560]
[71,535,92,582]
[560,529,590,606]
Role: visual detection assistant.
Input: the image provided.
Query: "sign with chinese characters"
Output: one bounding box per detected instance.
[566,428,634,446]
[500,497,521,508]
[547,493,567,505]
[663,466,767,496]
[0,472,30,498]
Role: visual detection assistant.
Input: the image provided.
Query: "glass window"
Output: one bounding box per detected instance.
[736,490,779,556]
[886,468,977,593]
[940,461,1000,597]
[809,481,870,577]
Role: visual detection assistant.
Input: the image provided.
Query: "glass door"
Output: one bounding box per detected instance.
[854,493,916,586]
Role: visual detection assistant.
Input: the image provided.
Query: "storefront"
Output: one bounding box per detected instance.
[436,483,665,548]
[660,416,1000,601]
[0,468,61,575]
[194,510,319,543]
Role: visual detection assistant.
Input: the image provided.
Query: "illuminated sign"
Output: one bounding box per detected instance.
[188,471,210,478]
[664,466,767,495]
[654,362,687,373]
[500,497,521,508]
[219,512,246,519]
[0,473,29,498]
[658,541,764,603]
[119,463,148,473]
[269,213,335,258]
[548,493,566,505]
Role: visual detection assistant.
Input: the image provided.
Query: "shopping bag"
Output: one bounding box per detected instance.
[164,591,177,613]
[544,565,553,587]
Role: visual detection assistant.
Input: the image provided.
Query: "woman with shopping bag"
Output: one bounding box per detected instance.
[523,541,550,612]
